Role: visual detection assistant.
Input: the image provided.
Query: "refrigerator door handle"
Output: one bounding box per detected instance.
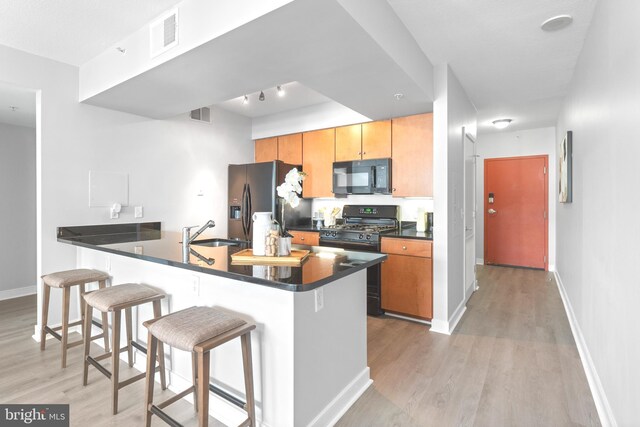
[241,184,248,239]
[246,184,253,238]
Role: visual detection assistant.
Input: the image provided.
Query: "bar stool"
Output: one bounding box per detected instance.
[40,268,111,368]
[82,283,167,415]
[143,306,256,427]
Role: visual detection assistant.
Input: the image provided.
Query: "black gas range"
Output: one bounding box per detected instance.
[319,205,399,316]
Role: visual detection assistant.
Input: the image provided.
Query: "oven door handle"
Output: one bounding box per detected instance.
[319,240,379,251]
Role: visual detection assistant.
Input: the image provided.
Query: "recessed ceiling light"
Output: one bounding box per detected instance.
[277,85,285,97]
[259,91,265,102]
[492,119,512,129]
[394,93,404,101]
[541,15,573,32]
[115,47,127,54]
[242,95,249,105]
[8,106,18,112]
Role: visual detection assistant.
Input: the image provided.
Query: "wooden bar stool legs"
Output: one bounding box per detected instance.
[82,284,166,415]
[40,269,110,369]
[143,306,256,427]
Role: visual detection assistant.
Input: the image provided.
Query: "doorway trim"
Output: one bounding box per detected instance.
[483,154,549,271]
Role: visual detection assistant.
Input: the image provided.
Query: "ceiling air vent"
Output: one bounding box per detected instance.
[190,107,211,124]
[150,9,179,58]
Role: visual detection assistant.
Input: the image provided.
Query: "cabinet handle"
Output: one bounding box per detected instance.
[402,246,407,250]
[393,188,397,192]
[358,151,362,155]
[363,152,366,155]
[301,237,305,241]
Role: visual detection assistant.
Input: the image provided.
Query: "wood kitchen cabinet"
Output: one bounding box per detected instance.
[255,134,303,165]
[362,120,391,159]
[255,137,278,162]
[290,230,319,246]
[391,113,433,197]
[302,128,335,198]
[335,121,391,162]
[335,124,362,161]
[381,237,433,319]
[277,133,303,165]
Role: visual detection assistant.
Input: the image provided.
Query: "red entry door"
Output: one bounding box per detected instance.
[484,155,548,270]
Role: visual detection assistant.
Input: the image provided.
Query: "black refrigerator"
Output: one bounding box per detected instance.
[228,161,312,242]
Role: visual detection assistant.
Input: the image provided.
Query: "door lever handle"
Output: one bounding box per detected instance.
[488,208,497,214]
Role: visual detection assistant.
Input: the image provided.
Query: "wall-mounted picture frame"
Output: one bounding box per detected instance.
[559,130,572,203]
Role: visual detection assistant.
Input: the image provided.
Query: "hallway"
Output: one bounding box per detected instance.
[338,266,600,426]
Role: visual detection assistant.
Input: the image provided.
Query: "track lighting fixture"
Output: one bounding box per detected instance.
[259,91,265,101]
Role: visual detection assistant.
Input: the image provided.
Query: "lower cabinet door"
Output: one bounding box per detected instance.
[381,254,433,319]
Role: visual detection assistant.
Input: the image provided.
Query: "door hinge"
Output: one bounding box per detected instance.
[544,255,547,263]
[544,211,547,219]
[543,166,547,175]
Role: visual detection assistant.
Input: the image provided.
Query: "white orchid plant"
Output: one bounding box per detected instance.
[276,168,307,235]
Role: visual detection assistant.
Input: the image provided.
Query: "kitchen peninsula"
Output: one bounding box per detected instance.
[58,222,385,427]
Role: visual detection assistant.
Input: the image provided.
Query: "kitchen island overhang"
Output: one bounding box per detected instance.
[57,223,385,427]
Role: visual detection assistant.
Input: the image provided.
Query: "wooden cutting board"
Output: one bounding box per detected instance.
[231,249,310,265]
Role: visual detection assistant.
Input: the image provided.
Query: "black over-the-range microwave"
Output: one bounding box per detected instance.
[332,158,392,195]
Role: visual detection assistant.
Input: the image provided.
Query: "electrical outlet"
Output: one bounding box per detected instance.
[190,275,200,296]
[314,288,324,312]
[134,206,143,218]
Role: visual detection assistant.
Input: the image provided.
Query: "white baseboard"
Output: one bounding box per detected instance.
[430,299,467,335]
[309,367,372,427]
[476,258,484,265]
[548,263,556,272]
[385,312,430,325]
[553,271,617,427]
[448,300,467,333]
[0,285,36,301]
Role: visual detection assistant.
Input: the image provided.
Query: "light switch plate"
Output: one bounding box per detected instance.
[134,206,143,218]
[314,288,324,312]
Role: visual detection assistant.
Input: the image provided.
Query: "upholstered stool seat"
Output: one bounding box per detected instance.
[40,268,110,368]
[143,306,256,427]
[147,306,246,352]
[82,283,167,415]
[42,269,109,288]
[84,283,164,312]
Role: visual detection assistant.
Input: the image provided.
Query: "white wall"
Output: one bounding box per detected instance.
[555,0,640,425]
[0,123,36,298]
[0,44,253,330]
[475,127,556,270]
[431,64,477,333]
[251,101,370,140]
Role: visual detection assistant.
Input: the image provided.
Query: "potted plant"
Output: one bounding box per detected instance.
[276,168,307,255]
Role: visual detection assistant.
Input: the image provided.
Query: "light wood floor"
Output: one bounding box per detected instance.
[0,266,600,426]
[338,266,600,427]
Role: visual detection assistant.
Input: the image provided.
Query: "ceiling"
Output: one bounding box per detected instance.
[0,82,36,128]
[216,82,331,118]
[0,0,597,133]
[82,0,433,121]
[388,0,597,133]
[0,0,182,66]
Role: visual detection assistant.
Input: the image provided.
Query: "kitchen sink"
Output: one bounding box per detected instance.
[190,238,248,248]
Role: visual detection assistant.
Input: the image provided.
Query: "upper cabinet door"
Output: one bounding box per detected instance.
[335,124,362,162]
[362,120,391,160]
[302,128,335,198]
[391,113,433,197]
[255,137,278,163]
[277,133,303,165]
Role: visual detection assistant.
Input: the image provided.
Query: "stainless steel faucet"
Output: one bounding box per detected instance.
[182,220,215,262]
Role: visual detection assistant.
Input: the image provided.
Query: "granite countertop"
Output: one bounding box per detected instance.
[381,222,433,241]
[57,222,386,292]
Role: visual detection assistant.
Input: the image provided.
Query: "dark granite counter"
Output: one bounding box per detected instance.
[58,222,385,292]
[381,222,433,241]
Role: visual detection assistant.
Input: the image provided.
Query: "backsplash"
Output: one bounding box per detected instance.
[311,195,433,221]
